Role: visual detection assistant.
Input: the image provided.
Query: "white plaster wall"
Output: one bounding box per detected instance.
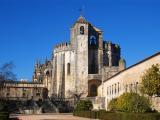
[98,53,160,110]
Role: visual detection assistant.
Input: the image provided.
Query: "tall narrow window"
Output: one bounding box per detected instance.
[135,82,138,93]
[115,84,117,94]
[125,85,128,92]
[130,83,133,92]
[67,63,70,75]
[80,26,84,34]
[118,82,120,93]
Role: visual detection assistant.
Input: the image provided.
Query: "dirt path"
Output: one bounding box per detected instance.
[10,113,99,120]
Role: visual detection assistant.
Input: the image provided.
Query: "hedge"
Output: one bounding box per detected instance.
[0,112,9,120]
[73,111,160,120]
[73,110,100,119]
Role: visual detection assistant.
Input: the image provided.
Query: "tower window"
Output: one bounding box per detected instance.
[67,63,70,75]
[80,26,84,34]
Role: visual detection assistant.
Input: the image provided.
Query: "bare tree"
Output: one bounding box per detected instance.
[68,89,87,102]
[0,62,16,83]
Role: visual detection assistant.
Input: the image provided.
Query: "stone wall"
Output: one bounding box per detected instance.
[0,82,44,100]
[53,46,75,98]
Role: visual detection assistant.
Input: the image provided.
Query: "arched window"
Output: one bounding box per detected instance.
[125,85,128,92]
[118,82,120,93]
[130,83,133,92]
[67,63,70,75]
[115,84,117,94]
[135,82,138,93]
[46,70,49,76]
[80,26,84,34]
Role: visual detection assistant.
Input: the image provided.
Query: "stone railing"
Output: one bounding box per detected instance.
[85,97,105,110]
[88,74,102,80]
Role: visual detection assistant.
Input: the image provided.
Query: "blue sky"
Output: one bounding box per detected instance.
[0,0,160,81]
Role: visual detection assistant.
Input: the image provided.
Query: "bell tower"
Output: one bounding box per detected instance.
[70,16,89,95]
[70,16,103,97]
[70,16,89,47]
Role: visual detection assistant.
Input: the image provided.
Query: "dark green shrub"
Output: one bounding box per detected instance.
[74,111,160,120]
[74,100,93,111]
[108,93,151,113]
[0,101,8,112]
[100,112,160,120]
[0,112,9,120]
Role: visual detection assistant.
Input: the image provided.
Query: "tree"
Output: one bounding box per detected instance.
[0,62,16,82]
[0,62,17,111]
[108,93,151,113]
[68,89,86,102]
[141,64,160,97]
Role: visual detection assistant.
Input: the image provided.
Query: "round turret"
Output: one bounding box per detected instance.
[119,58,126,71]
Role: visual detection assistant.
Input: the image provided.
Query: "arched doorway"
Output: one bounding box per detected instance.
[43,88,48,99]
[90,84,97,96]
[88,80,101,97]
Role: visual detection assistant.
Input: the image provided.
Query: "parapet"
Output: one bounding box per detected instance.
[54,42,71,53]
[103,41,120,54]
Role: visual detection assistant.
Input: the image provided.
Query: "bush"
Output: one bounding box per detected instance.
[74,100,93,111]
[108,93,151,113]
[0,112,9,120]
[108,98,117,112]
[0,101,8,112]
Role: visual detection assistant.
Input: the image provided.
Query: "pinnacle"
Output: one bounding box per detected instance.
[77,15,87,23]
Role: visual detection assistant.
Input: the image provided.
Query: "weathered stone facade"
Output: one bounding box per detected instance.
[33,59,52,97]
[0,81,44,101]
[33,16,125,99]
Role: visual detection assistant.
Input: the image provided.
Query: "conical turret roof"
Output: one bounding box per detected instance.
[119,58,126,63]
[71,15,88,28]
[76,15,88,23]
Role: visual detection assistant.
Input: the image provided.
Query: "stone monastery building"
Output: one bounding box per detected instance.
[33,16,126,99]
[2,16,159,111]
[32,16,160,111]
[33,16,160,110]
